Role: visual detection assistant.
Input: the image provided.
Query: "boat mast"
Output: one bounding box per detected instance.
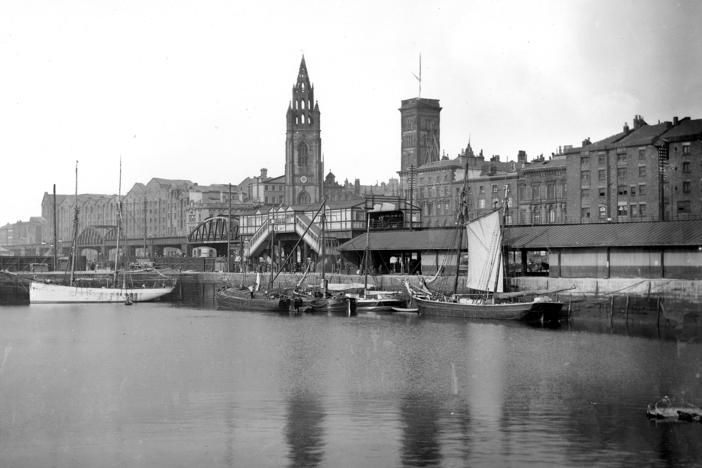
[452,156,470,296]
[52,184,58,271]
[69,161,79,285]
[227,183,232,272]
[363,214,370,296]
[114,158,123,286]
[267,216,275,294]
[492,185,509,294]
[321,206,327,295]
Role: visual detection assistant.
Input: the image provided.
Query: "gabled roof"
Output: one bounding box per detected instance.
[658,118,702,143]
[586,130,628,150]
[615,122,670,147]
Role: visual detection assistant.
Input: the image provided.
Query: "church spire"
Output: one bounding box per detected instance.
[296,55,310,89]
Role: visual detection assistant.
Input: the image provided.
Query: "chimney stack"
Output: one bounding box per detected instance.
[673,116,679,126]
[582,137,592,147]
[633,114,646,129]
[260,168,268,179]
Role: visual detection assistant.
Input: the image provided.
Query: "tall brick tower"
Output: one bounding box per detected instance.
[285,56,322,205]
[399,98,442,172]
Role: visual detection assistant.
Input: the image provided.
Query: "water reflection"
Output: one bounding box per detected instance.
[1,303,701,466]
[285,392,325,467]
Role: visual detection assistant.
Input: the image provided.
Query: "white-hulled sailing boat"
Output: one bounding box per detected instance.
[30,161,175,304]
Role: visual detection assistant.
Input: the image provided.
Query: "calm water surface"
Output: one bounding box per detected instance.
[0,303,700,467]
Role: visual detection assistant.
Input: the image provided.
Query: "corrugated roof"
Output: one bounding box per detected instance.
[504,220,702,248]
[339,220,702,252]
[339,228,466,252]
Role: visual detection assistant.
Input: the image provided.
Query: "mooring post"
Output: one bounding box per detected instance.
[609,295,615,325]
[568,295,573,320]
[625,295,630,323]
[656,297,661,329]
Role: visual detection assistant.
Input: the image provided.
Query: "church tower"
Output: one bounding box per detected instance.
[285,56,322,205]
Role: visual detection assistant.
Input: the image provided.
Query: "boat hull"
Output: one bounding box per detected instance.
[415,296,543,320]
[354,297,406,312]
[216,288,291,313]
[30,281,174,304]
[307,296,357,316]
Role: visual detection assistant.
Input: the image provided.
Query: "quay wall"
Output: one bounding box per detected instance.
[179,272,702,302]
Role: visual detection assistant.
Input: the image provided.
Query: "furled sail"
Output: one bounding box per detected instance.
[465,210,504,293]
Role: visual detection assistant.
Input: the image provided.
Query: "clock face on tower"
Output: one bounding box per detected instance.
[300,175,308,183]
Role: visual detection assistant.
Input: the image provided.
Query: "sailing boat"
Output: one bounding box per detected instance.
[30,161,175,304]
[349,215,405,312]
[216,215,292,313]
[304,205,356,316]
[406,165,563,321]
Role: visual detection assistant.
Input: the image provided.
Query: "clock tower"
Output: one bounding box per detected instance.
[285,56,322,205]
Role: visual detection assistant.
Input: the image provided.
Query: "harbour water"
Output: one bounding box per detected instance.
[0,302,700,467]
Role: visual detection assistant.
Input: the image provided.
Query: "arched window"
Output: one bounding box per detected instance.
[301,114,306,124]
[301,100,305,110]
[298,142,308,166]
[297,191,311,204]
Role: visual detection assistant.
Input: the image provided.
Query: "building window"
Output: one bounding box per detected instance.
[581,207,591,219]
[682,144,690,154]
[492,184,498,193]
[581,189,590,201]
[638,148,646,160]
[617,202,628,216]
[677,200,691,214]
[598,169,606,183]
[298,142,308,166]
[630,185,636,196]
[580,156,590,168]
[546,183,555,199]
[531,184,540,199]
[598,205,607,219]
[683,181,691,193]
[630,204,638,217]
[617,185,628,196]
[617,153,627,163]
[639,184,647,195]
[617,167,627,178]
[478,199,486,209]
[639,166,647,177]
[683,161,691,173]
[520,209,528,223]
[598,155,606,166]
[639,203,647,216]
[518,184,526,199]
[479,186,485,195]
[581,171,591,186]
[533,207,541,224]
[548,206,556,223]
[599,187,606,197]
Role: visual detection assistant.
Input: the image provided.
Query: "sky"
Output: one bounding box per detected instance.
[2,0,701,226]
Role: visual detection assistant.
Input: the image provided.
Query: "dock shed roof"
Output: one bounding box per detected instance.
[339,220,702,252]
[504,220,702,249]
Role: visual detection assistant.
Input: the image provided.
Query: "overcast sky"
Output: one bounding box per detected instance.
[2,0,701,226]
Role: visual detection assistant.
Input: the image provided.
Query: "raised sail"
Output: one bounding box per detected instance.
[465,210,504,293]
